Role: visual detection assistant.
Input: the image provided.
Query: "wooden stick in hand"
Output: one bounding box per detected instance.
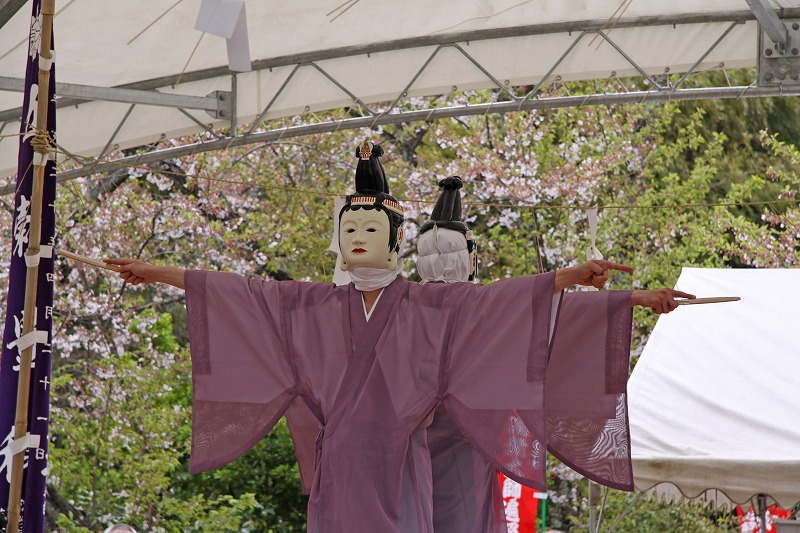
[59,249,121,272]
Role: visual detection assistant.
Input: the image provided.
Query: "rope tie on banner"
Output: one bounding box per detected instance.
[31,129,55,168]
[9,433,41,457]
[31,129,54,155]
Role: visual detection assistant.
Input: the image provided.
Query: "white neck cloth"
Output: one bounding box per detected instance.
[417,226,471,283]
[329,196,352,286]
[348,261,404,292]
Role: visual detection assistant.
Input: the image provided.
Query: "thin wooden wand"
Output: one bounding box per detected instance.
[59,249,121,272]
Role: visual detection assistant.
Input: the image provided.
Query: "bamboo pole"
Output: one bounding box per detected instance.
[6,1,56,531]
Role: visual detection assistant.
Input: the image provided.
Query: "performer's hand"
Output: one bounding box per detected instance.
[104,258,154,285]
[632,288,696,314]
[555,260,634,291]
[103,258,186,289]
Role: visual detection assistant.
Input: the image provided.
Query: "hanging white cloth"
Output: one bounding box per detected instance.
[417,226,472,283]
[585,207,604,291]
[329,196,352,286]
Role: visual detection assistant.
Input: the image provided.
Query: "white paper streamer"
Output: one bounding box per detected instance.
[586,207,604,291]
[328,196,350,286]
[195,0,251,72]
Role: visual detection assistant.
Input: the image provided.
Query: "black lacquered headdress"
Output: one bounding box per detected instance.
[340,141,404,252]
[419,176,477,280]
[420,176,469,235]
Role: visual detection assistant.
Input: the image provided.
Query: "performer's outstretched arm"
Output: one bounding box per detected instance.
[553,259,695,313]
[554,259,633,291]
[105,258,695,313]
[103,259,186,289]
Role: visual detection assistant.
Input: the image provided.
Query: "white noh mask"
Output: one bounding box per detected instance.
[339,208,399,271]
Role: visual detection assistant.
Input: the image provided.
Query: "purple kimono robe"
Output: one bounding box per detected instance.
[184,270,632,533]
[426,290,634,533]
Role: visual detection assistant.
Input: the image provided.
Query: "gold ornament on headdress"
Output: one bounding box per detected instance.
[359,141,373,160]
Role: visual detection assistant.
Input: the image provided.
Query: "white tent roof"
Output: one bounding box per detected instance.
[1,1,796,179]
[630,267,800,509]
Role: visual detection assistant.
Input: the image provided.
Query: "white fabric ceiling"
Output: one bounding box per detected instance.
[629,267,800,509]
[0,1,792,178]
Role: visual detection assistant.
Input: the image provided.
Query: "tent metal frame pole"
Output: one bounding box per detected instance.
[672,22,742,90]
[3,7,800,190]
[0,0,27,28]
[230,74,237,135]
[746,0,789,50]
[757,493,768,533]
[46,9,800,90]
[96,104,135,161]
[605,491,644,533]
[3,6,763,181]
[176,108,223,139]
[0,83,790,192]
[588,481,599,533]
[3,8,800,123]
[596,484,609,532]
[0,77,230,115]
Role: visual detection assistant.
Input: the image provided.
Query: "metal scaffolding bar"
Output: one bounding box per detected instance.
[746,0,788,48]
[0,77,228,114]
[3,7,799,190]
[0,0,27,28]
[0,83,790,194]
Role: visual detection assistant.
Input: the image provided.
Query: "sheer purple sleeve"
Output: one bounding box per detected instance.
[185,271,298,474]
[546,290,634,490]
[443,273,555,490]
[428,408,505,533]
[285,399,322,494]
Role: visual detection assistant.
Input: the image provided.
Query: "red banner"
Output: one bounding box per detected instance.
[498,473,541,533]
[737,505,792,533]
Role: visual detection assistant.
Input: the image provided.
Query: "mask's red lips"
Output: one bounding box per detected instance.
[351,248,367,253]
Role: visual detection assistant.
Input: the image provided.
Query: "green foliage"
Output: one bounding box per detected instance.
[50,309,188,530]
[544,466,739,532]
[55,514,93,533]
[581,493,737,533]
[171,419,307,532]
[49,308,267,532]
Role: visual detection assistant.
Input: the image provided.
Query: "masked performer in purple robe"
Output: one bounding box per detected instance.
[416,177,503,532]
[106,142,692,533]
[417,177,650,532]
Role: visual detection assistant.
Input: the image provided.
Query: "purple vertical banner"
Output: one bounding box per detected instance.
[0,1,57,532]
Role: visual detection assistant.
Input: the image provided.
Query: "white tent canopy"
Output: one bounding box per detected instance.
[1,0,800,180]
[630,267,800,509]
